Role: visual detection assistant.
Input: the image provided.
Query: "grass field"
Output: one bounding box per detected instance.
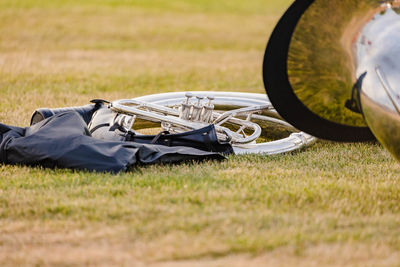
[1,0,400,266]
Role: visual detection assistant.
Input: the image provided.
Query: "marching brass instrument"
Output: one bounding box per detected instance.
[111,92,316,155]
[264,0,400,162]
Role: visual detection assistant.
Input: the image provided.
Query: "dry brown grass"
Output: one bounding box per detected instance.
[2,225,400,266]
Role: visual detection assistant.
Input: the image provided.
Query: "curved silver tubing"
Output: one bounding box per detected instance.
[233,132,316,155]
[113,91,317,155]
[111,99,263,144]
[134,91,280,119]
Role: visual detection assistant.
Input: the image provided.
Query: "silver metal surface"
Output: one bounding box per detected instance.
[112,98,263,144]
[355,4,400,161]
[112,91,316,155]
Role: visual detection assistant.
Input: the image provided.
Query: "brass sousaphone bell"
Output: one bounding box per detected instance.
[264,0,400,161]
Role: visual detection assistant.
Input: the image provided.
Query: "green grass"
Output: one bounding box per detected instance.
[1,0,400,266]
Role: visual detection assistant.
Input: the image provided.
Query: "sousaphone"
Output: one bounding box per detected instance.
[264,0,400,161]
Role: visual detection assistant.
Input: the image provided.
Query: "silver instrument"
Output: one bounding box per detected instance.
[356,3,400,162]
[110,92,316,155]
[264,0,400,162]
